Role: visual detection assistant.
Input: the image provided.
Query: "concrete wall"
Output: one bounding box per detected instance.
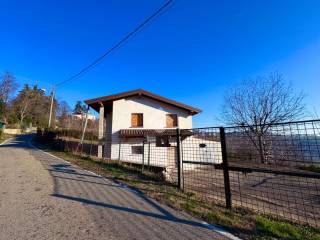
[111,137,178,168]
[3,127,37,135]
[4,129,21,134]
[181,136,222,165]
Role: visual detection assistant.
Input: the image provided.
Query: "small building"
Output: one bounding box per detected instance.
[84,89,222,172]
[71,113,96,121]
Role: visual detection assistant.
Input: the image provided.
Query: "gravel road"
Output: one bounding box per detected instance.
[0,135,238,240]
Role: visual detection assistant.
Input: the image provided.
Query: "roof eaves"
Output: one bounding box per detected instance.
[84,89,201,114]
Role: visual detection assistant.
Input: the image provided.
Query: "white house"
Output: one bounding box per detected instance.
[71,113,96,121]
[84,89,222,172]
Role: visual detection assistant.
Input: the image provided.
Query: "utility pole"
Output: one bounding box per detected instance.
[48,86,55,129]
[80,105,89,145]
[76,105,89,154]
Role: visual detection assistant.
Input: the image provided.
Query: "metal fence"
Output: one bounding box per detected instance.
[222,120,320,227]
[54,119,320,227]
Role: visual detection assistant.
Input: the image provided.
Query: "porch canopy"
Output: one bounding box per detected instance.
[119,129,193,139]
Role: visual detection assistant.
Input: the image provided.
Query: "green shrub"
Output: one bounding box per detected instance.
[36,128,57,143]
[56,129,98,141]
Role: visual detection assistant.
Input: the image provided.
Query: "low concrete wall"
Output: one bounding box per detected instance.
[4,129,21,134]
[4,127,37,135]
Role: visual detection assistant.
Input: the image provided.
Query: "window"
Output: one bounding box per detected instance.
[156,136,170,147]
[131,146,143,154]
[199,143,207,148]
[131,113,143,127]
[166,114,178,127]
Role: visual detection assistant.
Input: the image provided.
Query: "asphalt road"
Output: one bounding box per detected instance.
[0,135,238,240]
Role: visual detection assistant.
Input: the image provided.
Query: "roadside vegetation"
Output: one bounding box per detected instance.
[0,72,58,131]
[300,165,320,174]
[0,130,11,144]
[34,138,320,240]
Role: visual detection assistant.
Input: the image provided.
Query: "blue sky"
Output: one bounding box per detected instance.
[0,0,320,127]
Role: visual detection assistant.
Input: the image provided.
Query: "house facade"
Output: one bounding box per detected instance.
[85,89,221,172]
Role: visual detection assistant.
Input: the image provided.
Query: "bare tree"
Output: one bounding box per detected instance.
[57,101,71,128]
[0,72,18,121]
[312,107,319,119]
[0,72,18,103]
[222,73,306,163]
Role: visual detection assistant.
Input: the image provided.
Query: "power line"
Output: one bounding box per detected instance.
[48,0,175,127]
[56,0,174,88]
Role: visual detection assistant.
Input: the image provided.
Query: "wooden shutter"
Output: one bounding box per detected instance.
[131,113,143,127]
[166,114,178,127]
[131,114,138,127]
[137,114,143,127]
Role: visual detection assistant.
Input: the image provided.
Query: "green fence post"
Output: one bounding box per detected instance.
[176,128,184,190]
[219,127,232,209]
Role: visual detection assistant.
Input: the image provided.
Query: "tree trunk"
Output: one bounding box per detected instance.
[20,116,24,130]
[258,134,266,164]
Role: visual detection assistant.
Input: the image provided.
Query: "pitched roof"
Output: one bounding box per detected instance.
[84,89,201,115]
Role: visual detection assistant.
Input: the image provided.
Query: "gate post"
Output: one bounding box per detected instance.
[176,128,184,190]
[142,139,145,172]
[219,127,232,209]
[118,137,121,162]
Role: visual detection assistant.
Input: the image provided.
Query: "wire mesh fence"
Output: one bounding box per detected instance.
[55,129,99,157]
[223,120,320,227]
[49,119,320,227]
[180,128,225,204]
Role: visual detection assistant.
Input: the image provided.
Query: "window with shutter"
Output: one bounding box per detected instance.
[131,113,143,127]
[166,114,178,127]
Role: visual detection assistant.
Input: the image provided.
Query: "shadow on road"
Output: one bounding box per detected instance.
[0,135,229,240]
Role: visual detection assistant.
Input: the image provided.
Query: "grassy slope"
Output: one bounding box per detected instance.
[34,141,320,240]
[0,132,11,144]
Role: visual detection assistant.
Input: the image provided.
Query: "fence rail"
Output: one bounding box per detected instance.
[48,119,320,227]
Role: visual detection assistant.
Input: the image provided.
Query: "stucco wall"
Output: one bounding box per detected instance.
[111,96,193,132]
[181,136,222,164]
[115,138,170,168]
[108,135,222,170]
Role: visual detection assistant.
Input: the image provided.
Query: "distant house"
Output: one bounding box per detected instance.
[84,89,222,171]
[71,113,96,121]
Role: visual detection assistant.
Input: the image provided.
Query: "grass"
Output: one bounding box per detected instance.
[300,165,320,174]
[34,140,320,240]
[0,132,11,144]
[255,216,320,240]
